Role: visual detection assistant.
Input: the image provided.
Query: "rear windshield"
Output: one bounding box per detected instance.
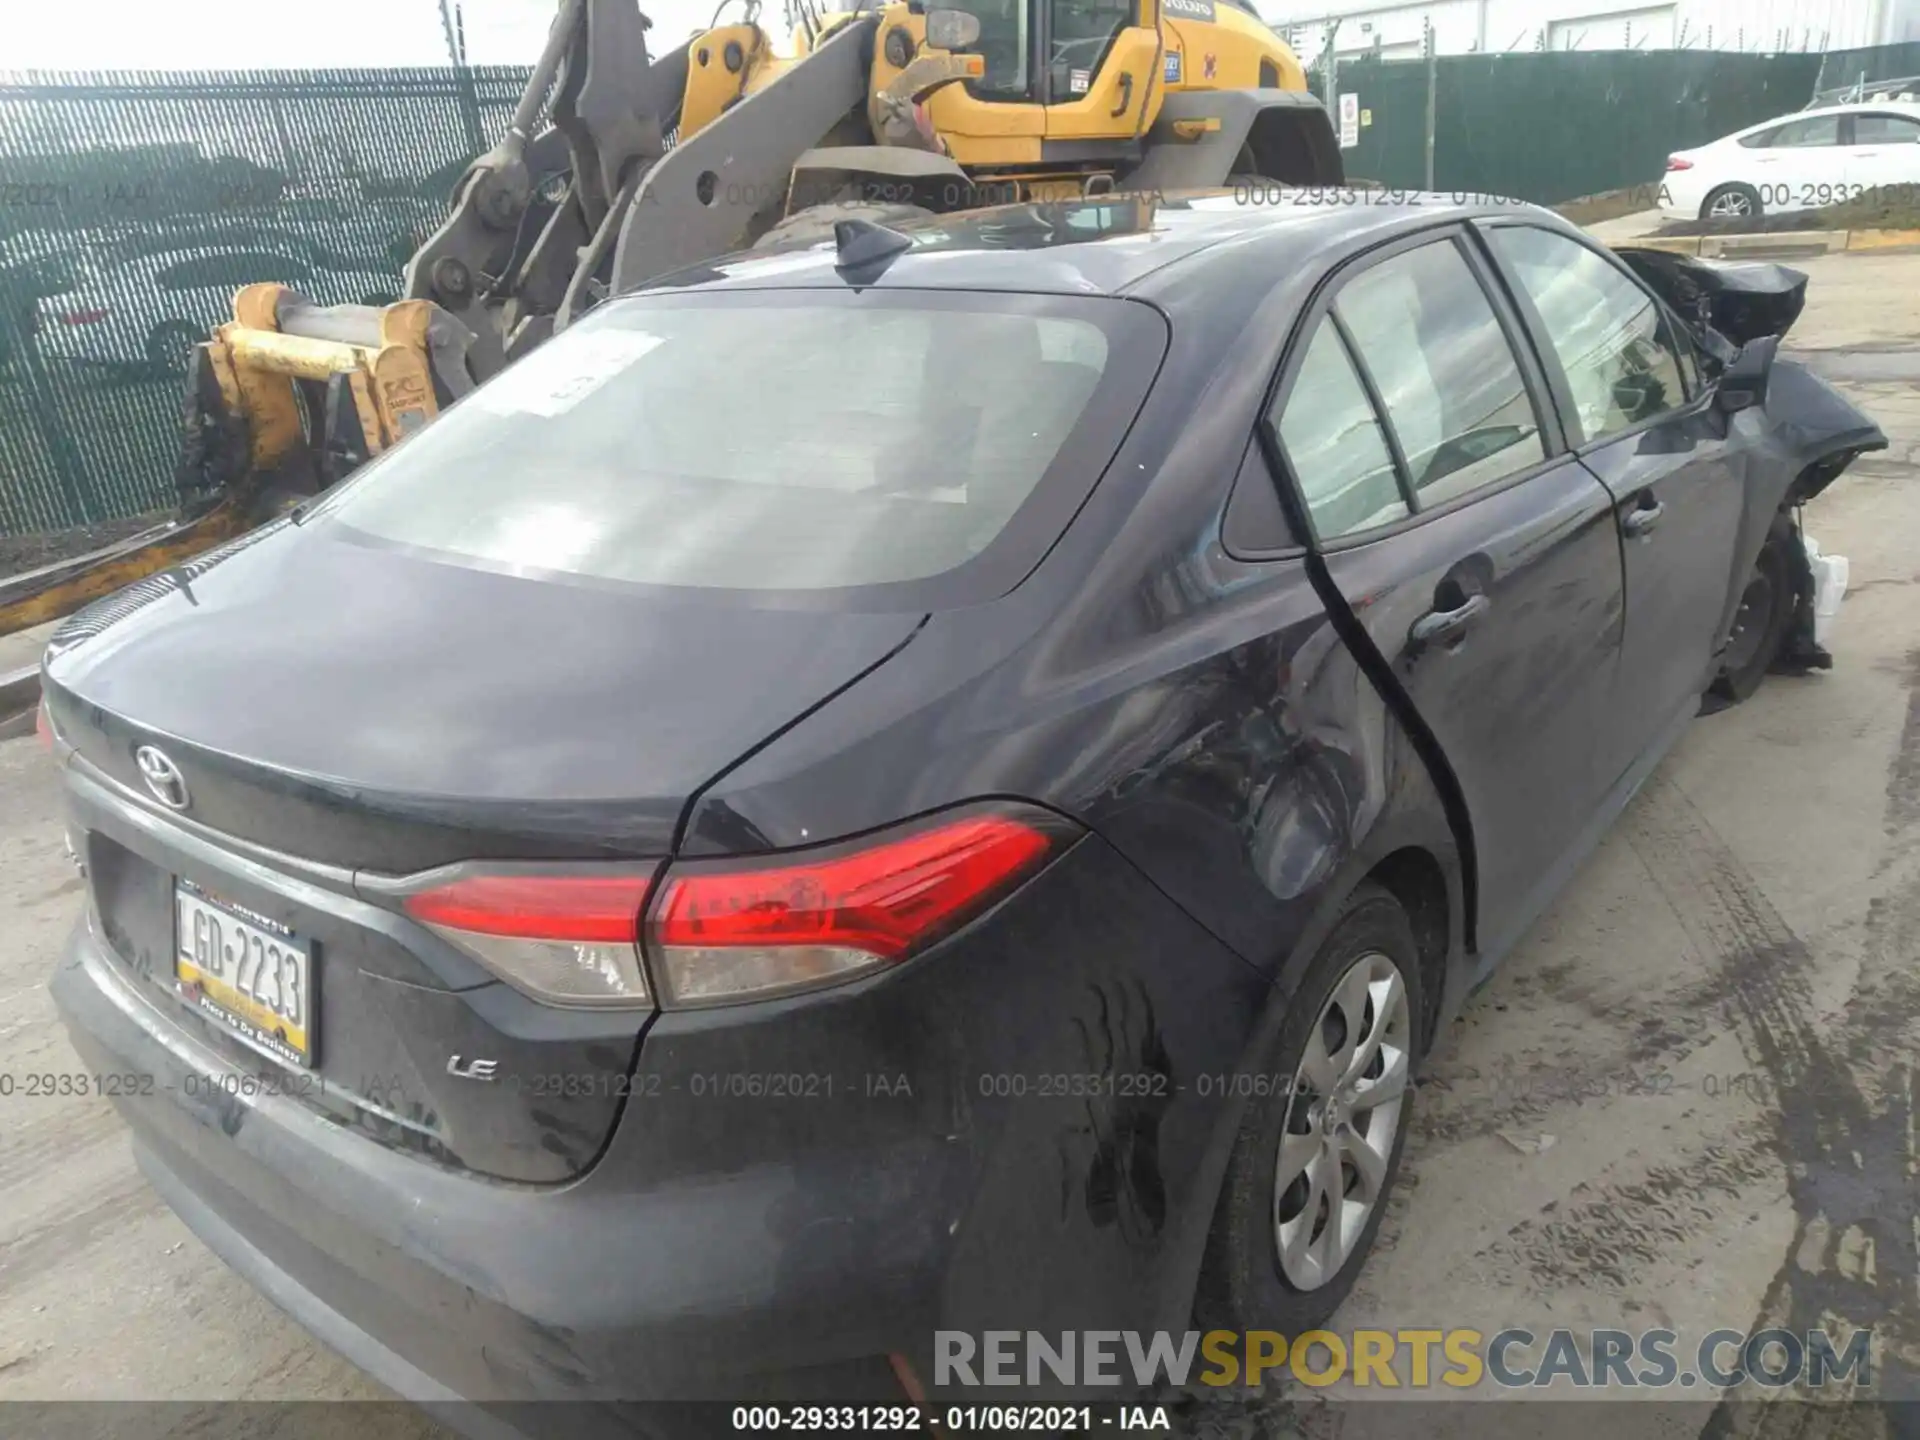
[323,287,1165,600]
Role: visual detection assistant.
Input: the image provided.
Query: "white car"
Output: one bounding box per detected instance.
[34,245,400,376]
[1661,100,1920,221]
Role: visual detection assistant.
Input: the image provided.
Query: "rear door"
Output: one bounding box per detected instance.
[1268,226,1626,958]
[1481,222,1747,791]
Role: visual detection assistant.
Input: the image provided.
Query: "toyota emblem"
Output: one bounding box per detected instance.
[134,745,190,811]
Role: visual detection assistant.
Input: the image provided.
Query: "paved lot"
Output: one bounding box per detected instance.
[0,251,1917,1435]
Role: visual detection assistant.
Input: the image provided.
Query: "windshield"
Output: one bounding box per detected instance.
[322,289,1162,599]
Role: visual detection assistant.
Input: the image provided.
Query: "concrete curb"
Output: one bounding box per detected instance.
[0,663,41,731]
[1622,228,1920,258]
[1843,226,1920,251]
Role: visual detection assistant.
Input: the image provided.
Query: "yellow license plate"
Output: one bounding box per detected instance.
[173,881,315,1068]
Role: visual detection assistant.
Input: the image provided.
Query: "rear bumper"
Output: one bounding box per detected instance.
[1657,174,1706,218]
[52,916,918,1411]
[53,831,1269,1410]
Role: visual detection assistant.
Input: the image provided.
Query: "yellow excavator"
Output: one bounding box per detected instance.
[0,0,1339,639]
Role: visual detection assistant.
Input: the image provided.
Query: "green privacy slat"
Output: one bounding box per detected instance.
[1330,48,1830,204]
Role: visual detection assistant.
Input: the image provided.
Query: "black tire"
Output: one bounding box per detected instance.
[144,320,200,379]
[1700,183,1763,223]
[1194,881,1424,1336]
[1711,513,1800,705]
[750,200,936,250]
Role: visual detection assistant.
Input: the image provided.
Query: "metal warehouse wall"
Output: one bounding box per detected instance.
[1281,0,1920,60]
[1327,48,1825,202]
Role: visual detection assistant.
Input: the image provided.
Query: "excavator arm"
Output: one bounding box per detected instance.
[405,0,686,378]
[0,0,1345,650]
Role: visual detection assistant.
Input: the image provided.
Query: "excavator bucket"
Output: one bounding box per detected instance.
[0,287,471,643]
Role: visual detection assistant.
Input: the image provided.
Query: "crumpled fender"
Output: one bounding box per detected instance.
[1614,247,1810,349]
[1617,249,1891,683]
[1764,360,1889,503]
[1615,247,1888,496]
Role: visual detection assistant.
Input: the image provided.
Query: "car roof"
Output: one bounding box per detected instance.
[1734,98,1920,131]
[629,190,1534,303]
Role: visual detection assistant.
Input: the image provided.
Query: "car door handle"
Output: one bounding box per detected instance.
[1622,500,1666,538]
[1410,592,1491,645]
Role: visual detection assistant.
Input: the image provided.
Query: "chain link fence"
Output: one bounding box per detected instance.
[5,46,1920,551]
[0,66,530,548]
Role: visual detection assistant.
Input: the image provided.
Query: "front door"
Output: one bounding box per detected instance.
[1843,108,1920,198]
[1267,228,1626,957]
[1482,223,1750,789]
[1745,110,1845,211]
[1042,0,1156,141]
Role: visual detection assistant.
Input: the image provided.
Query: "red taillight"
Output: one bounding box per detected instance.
[402,872,653,1008]
[648,812,1060,1006]
[404,873,647,942]
[1665,156,1694,172]
[57,307,109,325]
[397,810,1065,1012]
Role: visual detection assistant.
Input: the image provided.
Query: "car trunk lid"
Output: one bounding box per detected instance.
[44,524,924,1183]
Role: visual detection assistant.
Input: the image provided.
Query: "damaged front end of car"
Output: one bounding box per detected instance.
[1617,246,1890,691]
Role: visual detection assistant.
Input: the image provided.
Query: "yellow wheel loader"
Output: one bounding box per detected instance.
[1,0,1340,639]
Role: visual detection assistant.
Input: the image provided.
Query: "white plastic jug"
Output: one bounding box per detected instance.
[1803,534,1850,649]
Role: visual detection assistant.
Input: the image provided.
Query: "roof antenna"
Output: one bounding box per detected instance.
[833,217,914,272]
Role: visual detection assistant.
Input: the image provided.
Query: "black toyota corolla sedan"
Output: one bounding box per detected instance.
[42,193,1882,1419]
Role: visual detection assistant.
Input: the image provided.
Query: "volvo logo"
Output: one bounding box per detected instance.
[134,745,190,811]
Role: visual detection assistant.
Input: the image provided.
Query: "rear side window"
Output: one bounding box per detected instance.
[322,289,1161,598]
[1490,226,1688,445]
[1765,114,1841,148]
[1271,323,1407,539]
[1333,239,1545,508]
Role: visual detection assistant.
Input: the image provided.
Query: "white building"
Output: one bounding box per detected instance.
[1270,0,1920,62]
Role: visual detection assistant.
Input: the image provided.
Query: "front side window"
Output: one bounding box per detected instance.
[1766,114,1841,148]
[321,291,1152,594]
[1271,322,1407,540]
[1853,113,1920,144]
[1490,226,1689,445]
[1333,238,1546,508]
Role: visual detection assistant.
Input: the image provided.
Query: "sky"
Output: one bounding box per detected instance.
[4,0,729,71]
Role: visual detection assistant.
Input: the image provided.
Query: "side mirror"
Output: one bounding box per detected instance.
[1715,334,1779,415]
[925,7,982,49]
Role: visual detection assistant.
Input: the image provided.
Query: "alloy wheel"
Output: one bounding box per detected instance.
[1709,191,1753,218]
[1273,951,1412,1291]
